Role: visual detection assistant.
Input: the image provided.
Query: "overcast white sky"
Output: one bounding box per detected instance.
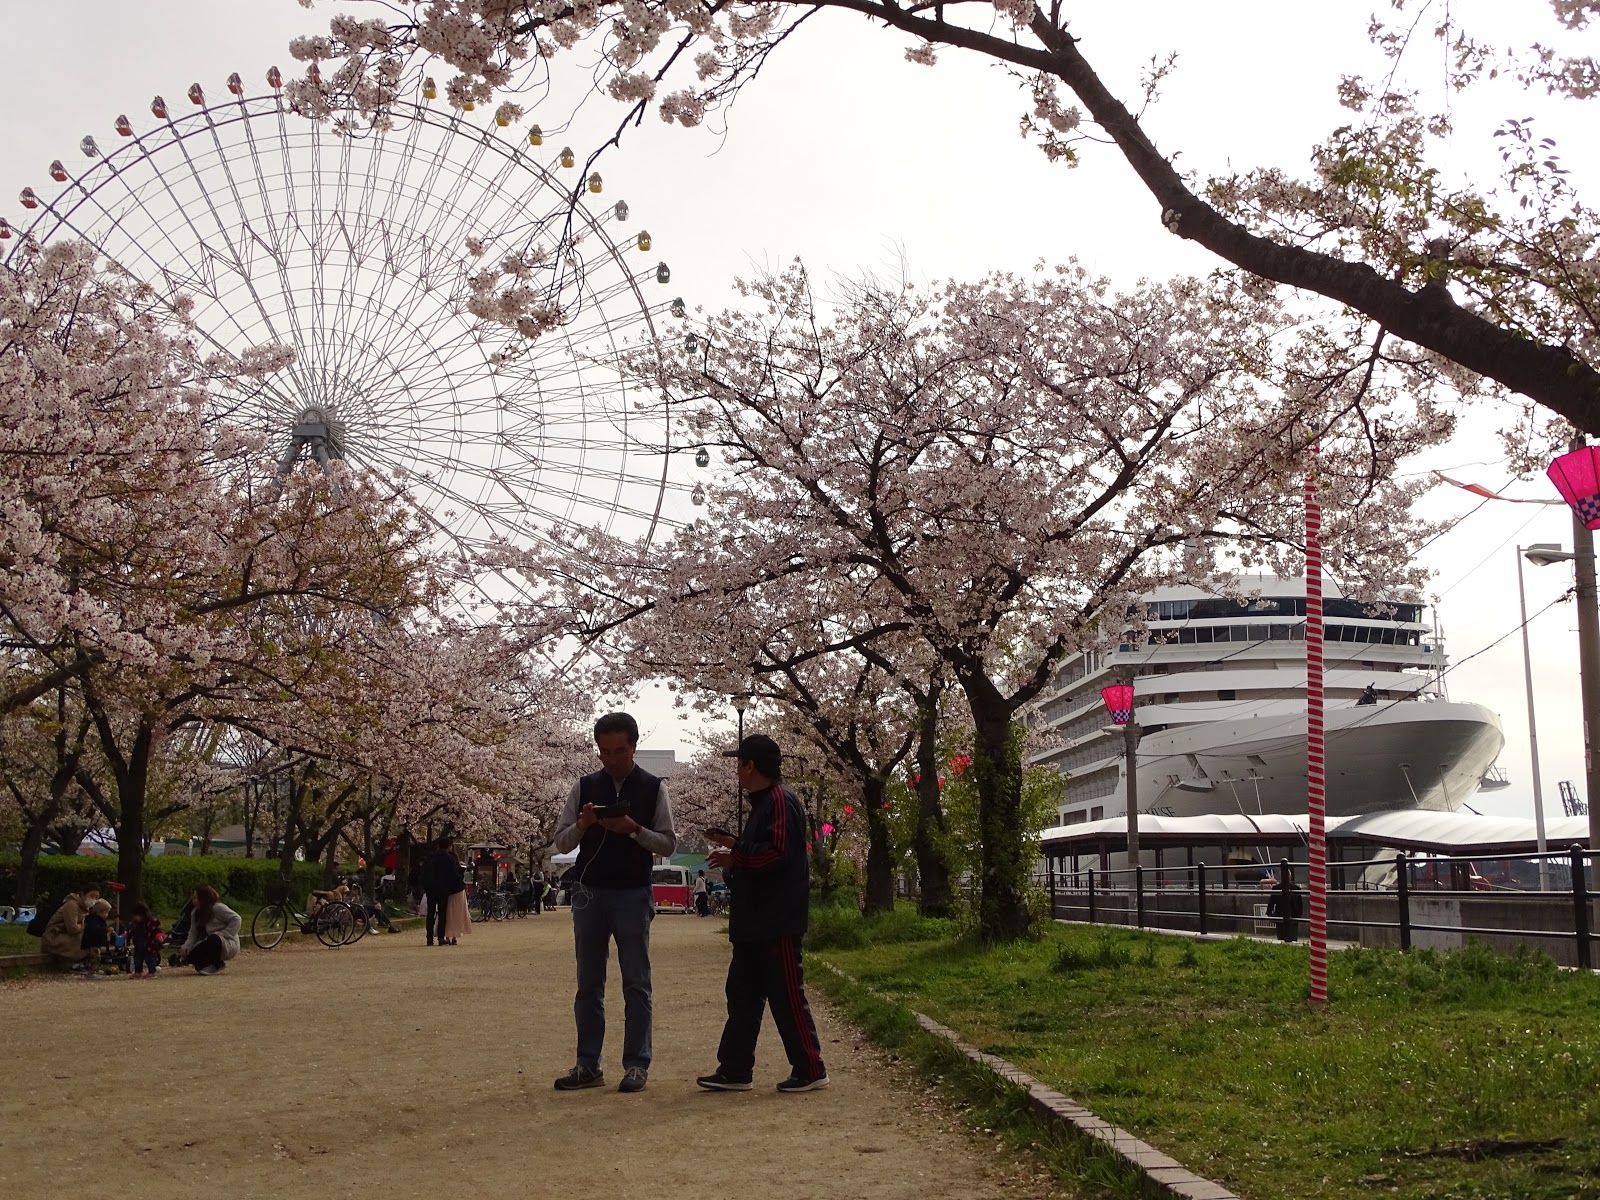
[5,1,1596,821]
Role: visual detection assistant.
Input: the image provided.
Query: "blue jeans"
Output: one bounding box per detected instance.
[571,885,654,1071]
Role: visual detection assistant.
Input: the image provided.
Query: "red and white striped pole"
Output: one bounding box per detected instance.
[1305,466,1329,1007]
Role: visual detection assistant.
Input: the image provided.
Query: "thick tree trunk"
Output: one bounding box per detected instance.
[861,775,896,915]
[967,696,1033,942]
[912,697,954,918]
[15,822,47,906]
[113,720,154,908]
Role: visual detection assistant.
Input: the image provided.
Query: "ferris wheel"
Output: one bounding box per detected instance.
[2,70,688,553]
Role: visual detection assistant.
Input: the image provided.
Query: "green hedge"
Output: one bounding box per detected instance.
[0,854,322,917]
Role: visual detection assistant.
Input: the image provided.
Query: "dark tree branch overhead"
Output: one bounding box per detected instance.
[809,0,1600,431]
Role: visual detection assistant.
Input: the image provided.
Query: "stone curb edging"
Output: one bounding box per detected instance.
[818,960,1241,1200]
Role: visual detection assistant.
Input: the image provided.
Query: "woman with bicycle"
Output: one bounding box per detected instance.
[180,885,241,975]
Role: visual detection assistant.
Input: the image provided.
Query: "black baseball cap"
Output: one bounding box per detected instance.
[724,733,782,779]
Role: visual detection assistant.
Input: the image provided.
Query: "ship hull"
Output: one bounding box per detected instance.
[1061,701,1504,821]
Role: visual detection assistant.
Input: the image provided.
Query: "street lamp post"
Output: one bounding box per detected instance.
[1519,544,1558,888]
[1544,441,1600,857]
[1100,680,1140,869]
[1524,541,1600,856]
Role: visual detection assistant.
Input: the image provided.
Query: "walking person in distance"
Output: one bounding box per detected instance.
[551,712,678,1094]
[422,836,457,947]
[698,734,829,1094]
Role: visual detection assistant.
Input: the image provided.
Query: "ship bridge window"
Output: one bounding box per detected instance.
[1148,597,1423,623]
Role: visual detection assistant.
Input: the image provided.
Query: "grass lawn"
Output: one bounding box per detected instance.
[811,910,1600,1200]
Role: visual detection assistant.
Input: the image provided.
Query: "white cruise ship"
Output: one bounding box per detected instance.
[1028,576,1506,827]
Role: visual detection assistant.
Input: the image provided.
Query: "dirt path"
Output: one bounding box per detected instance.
[1,913,1065,1200]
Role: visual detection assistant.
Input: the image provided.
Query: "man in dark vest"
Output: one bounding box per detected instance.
[697,734,829,1094]
[551,712,678,1094]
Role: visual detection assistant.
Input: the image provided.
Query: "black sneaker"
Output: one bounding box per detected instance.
[695,1072,753,1092]
[553,1065,605,1091]
[619,1067,648,1093]
[776,1073,830,1093]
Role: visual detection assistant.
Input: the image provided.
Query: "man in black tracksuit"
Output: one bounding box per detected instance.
[697,734,829,1093]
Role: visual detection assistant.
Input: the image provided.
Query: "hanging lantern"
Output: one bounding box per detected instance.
[227,72,244,96]
[821,823,834,836]
[188,83,205,105]
[1548,445,1600,530]
[670,297,686,318]
[49,160,67,182]
[587,172,603,194]
[690,482,707,507]
[151,95,168,119]
[1100,683,1135,726]
[613,200,629,221]
[844,805,854,815]
[527,123,543,145]
[656,262,671,284]
[636,230,652,252]
[694,446,710,469]
[114,114,134,137]
[79,136,100,158]
[266,66,283,89]
[559,146,575,168]
[19,187,38,209]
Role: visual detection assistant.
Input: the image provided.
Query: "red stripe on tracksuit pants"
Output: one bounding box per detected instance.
[716,933,827,1083]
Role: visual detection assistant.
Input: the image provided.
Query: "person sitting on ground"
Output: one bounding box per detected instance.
[127,902,163,977]
[40,882,102,971]
[181,885,241,975]
[80,899,114,974]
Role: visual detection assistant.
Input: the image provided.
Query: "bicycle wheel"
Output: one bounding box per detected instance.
[316,902,356,947]
[252,904,289,950]
[345,907,370,945]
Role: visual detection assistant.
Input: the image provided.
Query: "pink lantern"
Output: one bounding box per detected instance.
[821,823,834,836]
[1100,683,1135,726]
[1548,445,1600,530]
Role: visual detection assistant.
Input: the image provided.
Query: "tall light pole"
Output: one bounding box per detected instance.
[1519,544,1559,888]
[1524,542,1600,854]
[1545,440,1600,857]
[1100,680,1140,869]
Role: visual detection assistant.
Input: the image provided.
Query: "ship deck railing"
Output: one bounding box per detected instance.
[1039,846,1600,970]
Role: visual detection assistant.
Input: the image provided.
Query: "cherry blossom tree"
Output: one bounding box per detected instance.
[620,261,1447,940]
[519,520,948,912]
[0,683,99,905]
[292,0,1600,432]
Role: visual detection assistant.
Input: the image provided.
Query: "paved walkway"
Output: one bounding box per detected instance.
[0,913,1065,1200]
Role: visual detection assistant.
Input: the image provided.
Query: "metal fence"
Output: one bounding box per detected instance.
[1042,845,1600,969]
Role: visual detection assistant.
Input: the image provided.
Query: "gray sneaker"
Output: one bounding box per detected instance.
[553,1065,605,1091]
[619,1067,648,1094]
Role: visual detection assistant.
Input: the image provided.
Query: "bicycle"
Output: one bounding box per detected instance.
[251,878,358,949]
[469,888,516,922]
